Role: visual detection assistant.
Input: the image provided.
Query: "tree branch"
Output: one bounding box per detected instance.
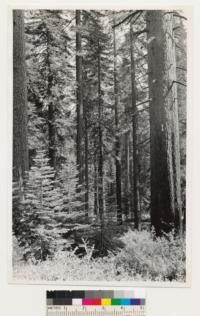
[173,14,187,21]
[132,28,148,37]
[173,26,181,31]
[176,66,187,71]
[165,80,187,98]
[137,137,150,147]
[131,11,143,25]
[164,11,187,20]
[112,10,143,28]
[136,99,151,107]
[173,80,187,87]
[132,105,150,117]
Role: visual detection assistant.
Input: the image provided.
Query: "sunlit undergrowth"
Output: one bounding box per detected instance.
[13,229,186,282]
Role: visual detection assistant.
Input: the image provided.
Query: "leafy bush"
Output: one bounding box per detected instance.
[115,229,186,281]
[13,229,185,282]
[13,237,129,281]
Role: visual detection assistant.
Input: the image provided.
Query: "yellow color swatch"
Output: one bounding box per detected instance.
[101,298,111,306]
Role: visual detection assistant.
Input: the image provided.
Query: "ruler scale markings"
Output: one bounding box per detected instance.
[47,306,145,316]
[47,306,146,316]
[47,291,146,316]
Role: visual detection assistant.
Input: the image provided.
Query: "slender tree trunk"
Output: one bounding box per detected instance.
[129,157,134,221]
[46,29,56,168]
[146,10,182,235]
[137,159,142,222]
[83,99,89,218]
[93,150,98,215]
[130,21,139,229]
[124,130,130,220]
[113,22,122,225]
[76,10,84,185]
[170,19,183,235]
[97,39,104,230]
[13,10,29,182]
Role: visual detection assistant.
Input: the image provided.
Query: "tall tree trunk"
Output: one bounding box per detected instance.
[76,10,84,186]
[93,150,98,215]
[83,99,89,218]
[130,21,139,229]
[129,157,134,221]
[124,131,130,220]
[97,39,104,231]
[146,10,182,235]
[170,19,183,235]
[46,29,56,168]
[13,10,29,182]
[113,22,122,225]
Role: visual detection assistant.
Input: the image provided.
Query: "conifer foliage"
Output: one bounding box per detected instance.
[13,9,187,281]
[14,150,65,261]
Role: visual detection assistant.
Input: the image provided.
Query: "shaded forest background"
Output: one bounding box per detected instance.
[12,9,187,282]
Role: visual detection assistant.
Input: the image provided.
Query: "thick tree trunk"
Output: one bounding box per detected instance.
[76,10,84,185]
[113,23,122,225]
[146,10,182,235]
[130,21,139,229]
[13,10,29,182]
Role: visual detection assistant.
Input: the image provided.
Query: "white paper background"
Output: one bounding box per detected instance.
[0,0,199,315]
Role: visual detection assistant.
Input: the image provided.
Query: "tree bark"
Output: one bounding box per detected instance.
[124,131,130,220]
[46,29,56,168]
[97,39,104,226]
[129,157,134,221]
[130,21,139,229]
[93,150,98,215]
[76,10,84,185]
[113,22,122,225]
[83,99,89,218]
[13,10,29,182]
[146,10,182,235]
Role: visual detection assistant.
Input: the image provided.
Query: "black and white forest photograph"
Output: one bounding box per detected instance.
[12,8,187,283]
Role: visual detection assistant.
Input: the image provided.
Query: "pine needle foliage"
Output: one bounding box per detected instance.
[15,150,66,261]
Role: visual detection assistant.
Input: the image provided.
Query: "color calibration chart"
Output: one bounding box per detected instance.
[47,290,146,316]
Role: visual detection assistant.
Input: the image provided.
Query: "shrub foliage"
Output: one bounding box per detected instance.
[13,229,185,282]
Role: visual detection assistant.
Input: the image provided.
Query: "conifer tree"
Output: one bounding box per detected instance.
[113,15,122,225]
[16,150,65,260]
[147,10,183,235]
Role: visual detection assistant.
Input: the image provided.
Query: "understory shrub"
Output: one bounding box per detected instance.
[13,230,185,282]
[13,236,129,281]
[115,229,186,281]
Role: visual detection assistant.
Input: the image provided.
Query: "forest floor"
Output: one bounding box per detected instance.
[12,218,186,283]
